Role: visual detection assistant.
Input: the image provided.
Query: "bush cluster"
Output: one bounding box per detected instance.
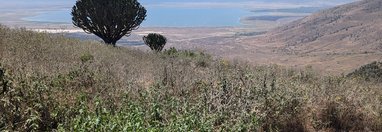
[348,61,382,82]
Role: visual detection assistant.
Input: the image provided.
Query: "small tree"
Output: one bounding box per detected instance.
[72,0,146,46]
[143,33,167,52]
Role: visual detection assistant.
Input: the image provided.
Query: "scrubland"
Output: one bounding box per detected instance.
[0,25,381,131]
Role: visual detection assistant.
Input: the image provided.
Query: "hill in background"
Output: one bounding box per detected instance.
[263,0,382,54]
[222,0,382,74]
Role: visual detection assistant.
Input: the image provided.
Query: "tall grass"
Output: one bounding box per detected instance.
[0,25,381,131]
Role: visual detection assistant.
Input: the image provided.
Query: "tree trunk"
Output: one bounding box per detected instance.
[111,41,117,47]
[102,38,117,47]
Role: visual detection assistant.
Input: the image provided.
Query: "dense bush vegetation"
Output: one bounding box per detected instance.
[0,26,381,131]
[348,61,382,82]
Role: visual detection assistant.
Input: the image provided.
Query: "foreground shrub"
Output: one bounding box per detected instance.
[0,65,59,131]
[312,100,364,131]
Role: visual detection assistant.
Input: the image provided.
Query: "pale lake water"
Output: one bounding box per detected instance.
[0,0,356,27]
[22,6,324,27]
[0,0,355,46]
[23,7,254,27]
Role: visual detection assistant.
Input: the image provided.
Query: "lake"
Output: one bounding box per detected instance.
[0,0,356,27]
[22,7,253,27]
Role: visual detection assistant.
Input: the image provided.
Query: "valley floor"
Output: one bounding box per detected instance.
[3,12,380,75]
[23,25,382,75]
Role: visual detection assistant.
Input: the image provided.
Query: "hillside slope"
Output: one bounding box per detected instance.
[1,25,381,131]
[263,0,382,54]
[230,0,382,74]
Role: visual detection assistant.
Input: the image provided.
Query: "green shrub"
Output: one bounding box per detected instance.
[0,66,59,131]
[80,53,94,63]
[348,61,382,82]
[143,33,167,52]
[164,47,177,54]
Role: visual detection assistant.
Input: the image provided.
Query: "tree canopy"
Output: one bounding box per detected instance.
[143,33,167,52]
[72,0,146,46]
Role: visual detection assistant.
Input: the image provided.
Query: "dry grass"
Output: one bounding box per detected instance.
[0,25,381,131]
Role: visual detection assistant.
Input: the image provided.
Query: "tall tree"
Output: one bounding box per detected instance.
[72,0,146,46]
